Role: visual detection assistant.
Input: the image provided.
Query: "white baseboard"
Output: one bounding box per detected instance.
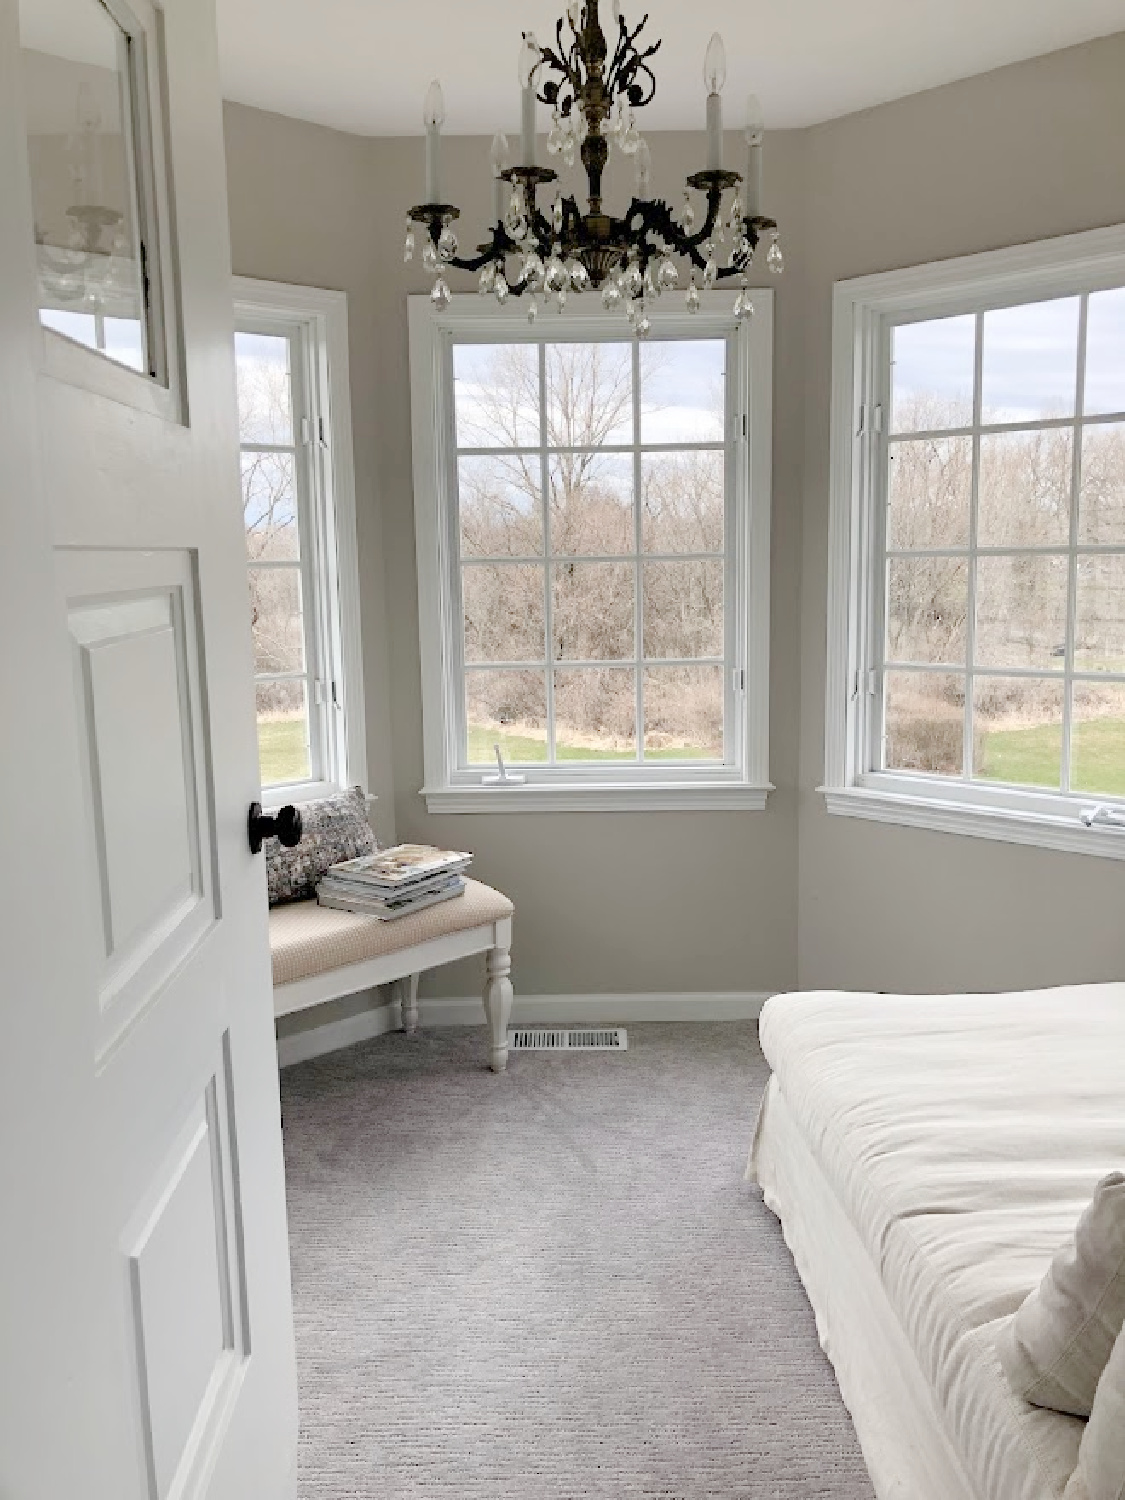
[277,991,769,1067]
[276,1001,398,1068]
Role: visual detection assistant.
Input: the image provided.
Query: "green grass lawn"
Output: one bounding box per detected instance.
[258,716,310,786]
[262,712,1124,794]
[467,725,718,764]
[979,716,1125,795]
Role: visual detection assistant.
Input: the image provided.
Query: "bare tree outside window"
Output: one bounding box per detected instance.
[882,290,1125,796]
[236,330,313,786]
[452,338,729,764]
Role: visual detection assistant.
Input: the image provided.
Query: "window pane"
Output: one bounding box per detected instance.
[21,0,148,373]
[249,565,305,673]
[642,561,724,659]
[549,452,633,555]
[891,315,975,433]
[242,452,299,561]
[981,297,1079,423]
[643,666,723,759]
[973,677,1064,790]
[1079,423,1125,545]
[641,451,724,554]
[1075,555,1125,672]
[462,564,545,663]
[1071,683,1125,797]
[458,454,543,558]
[465,669,547,764]
[883,671,964,775]
[977,428,1072,549]
[886,556,968,665]
[887,436,972,550]
[1084,288,1125,417]
[552,562,633,660]
[640,339,725,444]
[235,332,294,444]
[256,680,310,787]
[554,668,636,759]
[975,555,1068,670]
[546,342,632,447]
[454,343,540,448]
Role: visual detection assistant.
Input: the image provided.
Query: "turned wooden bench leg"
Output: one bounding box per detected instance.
[399,973,420,1036]
[482,941,513,1073]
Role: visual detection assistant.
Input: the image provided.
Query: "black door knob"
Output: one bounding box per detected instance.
[248,801,303,855]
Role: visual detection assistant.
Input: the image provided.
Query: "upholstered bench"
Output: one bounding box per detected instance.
[270,879,515,1072]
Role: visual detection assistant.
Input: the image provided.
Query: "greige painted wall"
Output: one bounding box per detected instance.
[225,107,806,1008]
[796,33,1125,993]
[225,30,1125,1026]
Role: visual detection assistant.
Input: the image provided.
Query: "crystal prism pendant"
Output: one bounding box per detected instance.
[556,284,568,312]
[636,310,651,339]
[403,225,416,263]
[548,111,563,155]
[563,137,576,168]
[437,223,458,261]
[623,259,643,300]
[730,236,753,270]
[643,263,658,300]
[544,251,568,294]
[430,276,451,310]
[767,235,784,274]
[685,279,701,314]
[422,240,439,273]
[552,195,564,234]
[702,253,718,290]
[479,261,496,295]
[601,279,622,311]
[658,256,679,291]
[567,258,589,293]
[728,192,743,229]
[527,294,539,324]
[681,192,696,231]
[494,272,510,304]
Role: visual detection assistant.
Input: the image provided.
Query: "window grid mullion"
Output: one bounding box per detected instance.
[1062,295,1089,794]
[632,341,644,761]
[538,343,556,764]
[963,312,984,781]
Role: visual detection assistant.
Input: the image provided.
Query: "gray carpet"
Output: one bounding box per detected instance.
[280,1022,876,1500]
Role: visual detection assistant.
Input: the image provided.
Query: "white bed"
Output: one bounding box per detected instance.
[747,982,1125,1500]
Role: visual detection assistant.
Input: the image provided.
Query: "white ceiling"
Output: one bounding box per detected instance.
[215,0,1125,138]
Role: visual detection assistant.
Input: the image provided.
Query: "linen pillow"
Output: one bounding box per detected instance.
[1000,1171,1125,1417]
[265,786,375,905]
[1063,1322,1125,1500]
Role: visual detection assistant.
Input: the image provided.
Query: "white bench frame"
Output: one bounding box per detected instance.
[272,913,514,1072]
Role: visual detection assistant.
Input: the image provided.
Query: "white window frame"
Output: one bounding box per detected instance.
[408,290,773,813]
[234,278,367,808]
[823,224,1125,860]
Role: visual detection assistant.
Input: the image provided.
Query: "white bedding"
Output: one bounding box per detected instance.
[748,983,1125,1500]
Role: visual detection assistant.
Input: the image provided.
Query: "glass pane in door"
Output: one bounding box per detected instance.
[19,0,148,373]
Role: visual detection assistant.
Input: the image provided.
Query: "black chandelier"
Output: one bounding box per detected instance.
[405,1,782,335]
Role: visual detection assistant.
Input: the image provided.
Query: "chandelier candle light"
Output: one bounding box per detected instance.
[405,1,782,334]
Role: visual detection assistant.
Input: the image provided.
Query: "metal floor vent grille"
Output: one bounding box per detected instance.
[508,1027,628,1052]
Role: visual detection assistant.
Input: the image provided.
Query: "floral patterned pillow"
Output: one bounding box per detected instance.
[265,786,376,906]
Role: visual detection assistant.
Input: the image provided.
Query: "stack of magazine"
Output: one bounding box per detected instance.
[316,844,472,921]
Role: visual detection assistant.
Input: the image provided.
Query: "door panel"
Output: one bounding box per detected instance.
[1,0,299,1495]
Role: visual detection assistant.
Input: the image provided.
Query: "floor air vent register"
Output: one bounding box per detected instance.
[507,1028,628,1052]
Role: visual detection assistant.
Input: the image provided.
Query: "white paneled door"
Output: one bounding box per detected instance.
[0,1,298,1497]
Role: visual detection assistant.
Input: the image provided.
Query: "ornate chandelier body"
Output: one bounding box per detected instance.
[406,1,782,334]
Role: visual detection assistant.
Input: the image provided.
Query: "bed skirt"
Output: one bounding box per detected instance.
[748,1075,980,1500]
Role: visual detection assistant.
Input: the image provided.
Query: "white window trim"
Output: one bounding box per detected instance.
[408,290,774,813]
[823,223,1125,861]
[233,277,367,808]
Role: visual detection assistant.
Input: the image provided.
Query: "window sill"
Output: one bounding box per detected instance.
[821,783,1125,862]
[421,782,772,814]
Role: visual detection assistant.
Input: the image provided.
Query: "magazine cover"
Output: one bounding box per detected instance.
[329,844,472,889]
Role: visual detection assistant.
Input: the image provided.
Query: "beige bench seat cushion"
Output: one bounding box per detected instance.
[270,878,513,988]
